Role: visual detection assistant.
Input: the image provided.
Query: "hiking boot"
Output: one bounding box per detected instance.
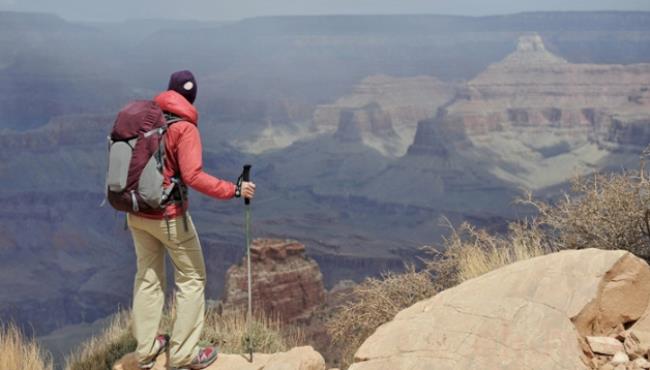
[171,346,219,370]
[138,334,170,369]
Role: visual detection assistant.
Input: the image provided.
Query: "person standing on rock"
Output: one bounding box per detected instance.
[127,70,256,370]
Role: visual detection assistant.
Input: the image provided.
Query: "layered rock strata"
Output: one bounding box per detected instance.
[450,34,650,137]
[313,74,457,156]
[224,239,326,322]
[406,34,650,189]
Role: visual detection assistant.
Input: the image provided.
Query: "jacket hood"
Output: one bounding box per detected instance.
[154,90,198,126]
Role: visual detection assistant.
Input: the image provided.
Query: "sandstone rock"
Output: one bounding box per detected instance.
[588,336,625,356]
[333,103,402,155]
[633,357,650,369]
[628,310,650,351]
[113,346,326,370]
[224,239,326,322]
[249,239,306,261]
[312,74,457,156]
[593,355,612,369]
[405,34,650,190]
[614,324,627,341]
[349,249,650,370]
[335,103,397,141]
[264,346,328,370]
[624,331,645,360]
[611,351,630,366]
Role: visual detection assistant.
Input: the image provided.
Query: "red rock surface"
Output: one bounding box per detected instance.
[224,239,326,322]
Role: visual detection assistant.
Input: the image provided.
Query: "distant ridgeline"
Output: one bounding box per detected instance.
[1,11,650,130]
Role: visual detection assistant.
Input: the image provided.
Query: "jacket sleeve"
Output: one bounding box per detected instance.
[176,124,236,200]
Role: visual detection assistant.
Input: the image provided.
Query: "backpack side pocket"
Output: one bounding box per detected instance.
[107,138,137,192]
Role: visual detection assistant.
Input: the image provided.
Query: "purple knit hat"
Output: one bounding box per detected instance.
[167,70,197,104]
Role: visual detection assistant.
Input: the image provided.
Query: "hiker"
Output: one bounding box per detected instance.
[127,70,256,370]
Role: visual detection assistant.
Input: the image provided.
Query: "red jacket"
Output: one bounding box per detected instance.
[137,90,236,219]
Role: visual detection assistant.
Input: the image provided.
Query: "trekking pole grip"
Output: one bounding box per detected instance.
[242,164,252,205]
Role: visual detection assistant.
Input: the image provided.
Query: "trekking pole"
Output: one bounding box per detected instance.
[242,164,254,362]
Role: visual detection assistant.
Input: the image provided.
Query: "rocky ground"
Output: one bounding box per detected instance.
[113,346,329,370]
[114,248,650,370]
[348,249,650,370]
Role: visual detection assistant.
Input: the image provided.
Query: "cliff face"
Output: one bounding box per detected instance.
[332,103,402,156]
[0,114,112,158]
[335,103,397,142]
[449,34,650,137]
[404,34,650,190]
[313,75,457,156]
[224,239,326,322]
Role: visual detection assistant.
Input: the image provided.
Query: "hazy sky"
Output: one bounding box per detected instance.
[1,0,649,21]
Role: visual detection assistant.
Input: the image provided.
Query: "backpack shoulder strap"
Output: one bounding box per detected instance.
[144,113,184,138]
[164,113,183,126]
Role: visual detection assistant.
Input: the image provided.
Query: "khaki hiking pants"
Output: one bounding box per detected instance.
[127,213,205,367]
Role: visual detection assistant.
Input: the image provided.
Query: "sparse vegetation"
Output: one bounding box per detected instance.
[202,307,305,354]
[64,305,305,370]
[426,218,551,290]
[326,267,437,368]
[56,162,650,370]
[0,322,53,370]
[522,169,650,259]
[325,218,550,368]
[326,162,650,368]
[64,310,135,370]
[426,160,650,292]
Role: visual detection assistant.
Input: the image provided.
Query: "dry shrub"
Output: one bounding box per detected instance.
[65,306,304,370]
[522,169,650,259]
[202,307,304,354]
[64,310,135,370]
[326,267,437,368]
[0,322,53,370]
[427,163,650,289]
[426,218,551,289]
[325,161,650,368]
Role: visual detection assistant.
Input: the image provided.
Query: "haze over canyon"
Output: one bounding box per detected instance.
[0,11,649,361]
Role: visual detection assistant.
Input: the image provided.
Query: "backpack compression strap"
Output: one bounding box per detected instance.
[161,113,189,232]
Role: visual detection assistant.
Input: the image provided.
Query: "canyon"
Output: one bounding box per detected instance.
[0,12,649,363]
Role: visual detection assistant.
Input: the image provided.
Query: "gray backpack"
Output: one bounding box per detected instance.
[105,100,185,214]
